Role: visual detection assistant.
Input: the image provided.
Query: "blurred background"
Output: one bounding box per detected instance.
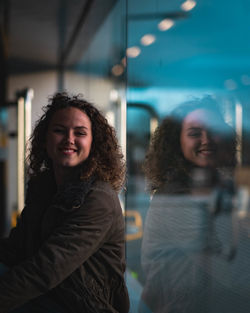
[1,0,250,312]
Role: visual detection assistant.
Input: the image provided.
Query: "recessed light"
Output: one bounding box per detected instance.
[158,19,174,31]
[126,46,141,58]
[140,34,156,46]
[181,0,196,11]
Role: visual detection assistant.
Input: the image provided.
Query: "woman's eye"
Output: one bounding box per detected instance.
[75,132,86,136]
[53,128,64,133]
[188,131,201,137]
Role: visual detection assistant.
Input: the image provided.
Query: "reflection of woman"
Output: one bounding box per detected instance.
[140,96,241,313]
[0,93,129,313]
[143,96,236,194]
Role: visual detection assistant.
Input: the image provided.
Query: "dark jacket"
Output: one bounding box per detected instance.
[0,171,129,313]
[140,184,212,313]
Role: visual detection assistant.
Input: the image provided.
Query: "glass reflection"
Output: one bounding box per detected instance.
[140,96,250,313]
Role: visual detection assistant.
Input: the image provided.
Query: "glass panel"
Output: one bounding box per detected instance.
[64,0,127,155]
[64,0,127,212]
[126,1,250,312]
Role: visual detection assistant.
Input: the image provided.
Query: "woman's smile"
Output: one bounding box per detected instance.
[59,147,77,155]
[46,107,93,175]
[197,146,216,155]
[180,109,222,168]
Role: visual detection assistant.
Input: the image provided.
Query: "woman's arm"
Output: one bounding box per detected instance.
[0,179,38,266]
[0,186,119,313]
[0,208,27,266]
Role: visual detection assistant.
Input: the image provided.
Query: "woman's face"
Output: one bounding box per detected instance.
[180,109,223,168]
[46,107,93,172]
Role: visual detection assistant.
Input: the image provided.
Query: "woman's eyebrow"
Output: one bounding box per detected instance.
[187,126,202,130]
[52,124,88,129]
[74,126,88,130]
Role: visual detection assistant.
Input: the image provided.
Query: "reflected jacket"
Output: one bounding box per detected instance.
[0,171,129,313]
[140,182,250,313]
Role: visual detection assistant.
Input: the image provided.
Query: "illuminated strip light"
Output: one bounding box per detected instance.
[17,97,25,214]
[17,89,33,214]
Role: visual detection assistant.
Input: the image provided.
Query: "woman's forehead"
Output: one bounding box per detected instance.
[182,108,224,130]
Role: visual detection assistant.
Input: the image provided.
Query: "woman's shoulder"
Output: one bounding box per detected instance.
[88,179,121,207]
[91,179,117,194]
[156,181,189,195]
[51,178,121,215]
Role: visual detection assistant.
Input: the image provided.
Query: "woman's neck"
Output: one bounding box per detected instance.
[54,166,81,187]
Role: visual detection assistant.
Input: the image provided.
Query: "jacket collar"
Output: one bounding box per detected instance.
[52,176,96,212]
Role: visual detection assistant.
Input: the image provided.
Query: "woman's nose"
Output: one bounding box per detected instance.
[64,131,75,144]
[201,131,212,144]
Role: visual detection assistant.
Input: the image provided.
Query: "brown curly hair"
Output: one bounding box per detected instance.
[27,92,125,191]
[143,96,237,193]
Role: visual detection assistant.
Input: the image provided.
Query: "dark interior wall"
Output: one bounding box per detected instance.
[0,162,6,236]
[0,31,6,106]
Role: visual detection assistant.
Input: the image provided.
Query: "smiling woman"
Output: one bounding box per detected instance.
[0,92,129,313]
[46,107,93,185]
[180,108,226,168]
[140,96,238,313]
[143,95,237,192]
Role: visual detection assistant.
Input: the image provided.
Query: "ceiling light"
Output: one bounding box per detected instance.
[109,89,119,102]
[158,19,174,31]
[121,57,127,67]
[181,0,196,11]
[126,46,141,58]
[111,64,124,76]
[224,79,238,90]
[241,74,250,85]
[140,34,156,46]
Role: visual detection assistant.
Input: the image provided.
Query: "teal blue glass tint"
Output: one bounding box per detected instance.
[64,0,127,111]
[126,0,250,312]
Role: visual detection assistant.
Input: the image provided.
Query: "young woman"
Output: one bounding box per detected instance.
[143,96,236,194]
[139,96,249,313]
[0,92,130,313]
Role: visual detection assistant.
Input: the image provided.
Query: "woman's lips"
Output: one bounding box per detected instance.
[198,149,215,156]
[60,148,77,155]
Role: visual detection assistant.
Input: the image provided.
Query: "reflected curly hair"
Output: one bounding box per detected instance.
[27,92,125,191]
[143,96,237,193]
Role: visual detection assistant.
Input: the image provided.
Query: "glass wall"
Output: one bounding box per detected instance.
[126,0,250,312]
[2,1,250,312]
[64,0,127,150]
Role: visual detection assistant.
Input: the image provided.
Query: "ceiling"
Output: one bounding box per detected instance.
[5,0,117,73]
[2,0,250,91]
[126,0,250,89]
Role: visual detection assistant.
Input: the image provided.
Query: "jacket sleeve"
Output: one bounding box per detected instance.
[0,208,27,267]
[0,180,36,266]
[0,187,117,313]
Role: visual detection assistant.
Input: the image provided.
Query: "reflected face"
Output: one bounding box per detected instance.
[180,109,223,168]
[46,107,92,171]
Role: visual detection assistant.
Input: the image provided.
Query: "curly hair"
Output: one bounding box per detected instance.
[143,96,237,193]
[27,92,125,192]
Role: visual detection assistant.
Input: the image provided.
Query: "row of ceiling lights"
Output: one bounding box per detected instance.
[225,75,250,91]
[111,0,197,76]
